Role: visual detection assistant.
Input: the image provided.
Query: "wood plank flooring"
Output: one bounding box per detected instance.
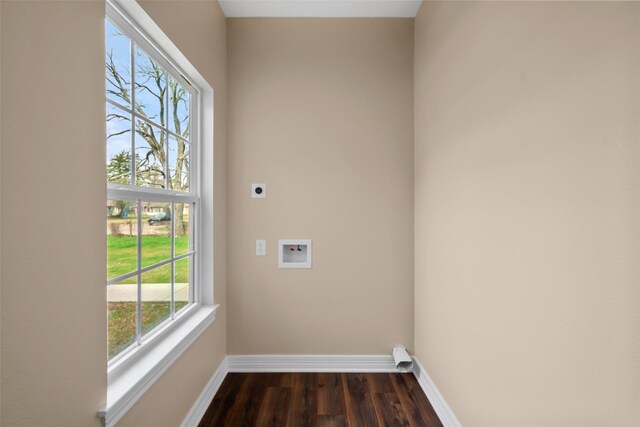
[198,373,443,427]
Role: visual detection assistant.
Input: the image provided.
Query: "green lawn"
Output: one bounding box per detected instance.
[107,216,138,222]
[108,234,189,283]
[107,223,191,359]
[108,301,188,359]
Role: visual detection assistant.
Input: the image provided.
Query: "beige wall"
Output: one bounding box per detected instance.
[0,1,3,416]
[1,2,106,425]
[5,1,638,425]
[0,1,227,426]
[414,2,640,426]
[227,18,414,354]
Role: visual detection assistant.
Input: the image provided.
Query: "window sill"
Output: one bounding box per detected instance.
[98,304,218,427]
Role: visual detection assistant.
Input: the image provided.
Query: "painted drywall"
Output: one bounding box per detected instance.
[0,2,107,425]
[0,1,227,426]
[414,2,640,426]
[227,18,414,354]
[0,1,3,417]
[0,0,4,420]
[115,1,228,426]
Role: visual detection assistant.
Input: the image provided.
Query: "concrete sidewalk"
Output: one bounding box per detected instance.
[107,283,189,302]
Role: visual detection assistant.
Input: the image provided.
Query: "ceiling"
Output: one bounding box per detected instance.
[218,0,423,18]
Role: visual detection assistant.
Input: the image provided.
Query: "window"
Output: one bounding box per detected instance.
[101,2,216,425]
[105,16,198,363]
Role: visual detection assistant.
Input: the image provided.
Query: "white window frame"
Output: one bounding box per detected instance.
[100,1,217,425]
[106,6,199,366]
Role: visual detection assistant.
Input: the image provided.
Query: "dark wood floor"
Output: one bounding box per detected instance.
[198,372,443,427]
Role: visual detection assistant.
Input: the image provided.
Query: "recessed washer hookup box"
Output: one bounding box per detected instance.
[278,239,312,269]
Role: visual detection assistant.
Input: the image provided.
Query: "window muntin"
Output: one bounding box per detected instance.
[105,19,193,192]
[106,18,198,363]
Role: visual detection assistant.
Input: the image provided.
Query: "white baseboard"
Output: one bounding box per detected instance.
[226,354,398,372]
[182,354,460,427]
[412,357,461,427]
[181,358,229,427]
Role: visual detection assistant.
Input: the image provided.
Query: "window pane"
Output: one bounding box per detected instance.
[141,202,171,268]
[106,17,200,362]
[107,199,137,280]
[106,103,132,185]
[135,46,166,125]
[106,20,131,107]
[135,119,166,188]
[168,136,189,192]
[108,277,138,360]
[141,263,171,336]
[174,203,190,257]
[169,76,189,138]
[175,256,190,313]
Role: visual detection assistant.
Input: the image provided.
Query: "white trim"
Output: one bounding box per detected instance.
[412,357,461,427]
[226,354,398,372]
[106,185,198,204]
[198,70,214,306]
[180,358,229,427]
[218,0,423,18]
[100,305,218,427]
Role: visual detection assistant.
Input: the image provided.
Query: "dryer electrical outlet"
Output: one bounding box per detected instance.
[251,183,267,198]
